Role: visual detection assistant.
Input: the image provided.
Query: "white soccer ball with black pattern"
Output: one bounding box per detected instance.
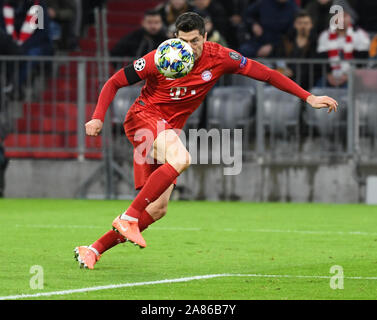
[154,38,195,79]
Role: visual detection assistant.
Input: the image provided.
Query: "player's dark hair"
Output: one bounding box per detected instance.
[175,12,205,36]
[144,9,162,18]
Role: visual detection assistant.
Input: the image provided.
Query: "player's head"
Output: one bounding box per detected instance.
[142,9,163,36]
[175,12,207,61]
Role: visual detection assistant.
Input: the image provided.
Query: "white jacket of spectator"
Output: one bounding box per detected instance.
[317,26,370,78]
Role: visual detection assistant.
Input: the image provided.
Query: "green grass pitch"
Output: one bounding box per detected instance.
[1,199,377,300]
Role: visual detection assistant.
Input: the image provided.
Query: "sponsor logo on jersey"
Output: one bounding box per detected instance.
[201,70,212,81]
[240,56,247,69]
[229,51,241,61]
[134,58,146,71]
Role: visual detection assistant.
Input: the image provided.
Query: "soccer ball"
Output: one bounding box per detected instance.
[154,38,195,79]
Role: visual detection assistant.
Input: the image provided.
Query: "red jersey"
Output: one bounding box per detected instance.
[92,41,311,129]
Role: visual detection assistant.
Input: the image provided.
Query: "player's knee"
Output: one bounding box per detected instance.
[168,150,191,173]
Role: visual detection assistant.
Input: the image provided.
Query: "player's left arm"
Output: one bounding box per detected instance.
[223,49,338,113]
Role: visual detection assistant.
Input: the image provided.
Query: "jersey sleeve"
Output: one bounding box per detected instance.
[126,50,158,82]
[219,46,250,74]
[91,50,158,122]
[220,46,311,101]
[91,68,129,122]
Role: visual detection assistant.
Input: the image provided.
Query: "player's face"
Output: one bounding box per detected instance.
[177,30,207,61]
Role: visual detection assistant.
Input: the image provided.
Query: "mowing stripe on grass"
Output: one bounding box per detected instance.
[1,273,377,300]
[14,224,377,236]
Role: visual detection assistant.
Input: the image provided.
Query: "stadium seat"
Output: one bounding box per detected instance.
[112,86,142,123]
[207,86,255,129]
[229,74,257,88]
[262,86,301,137]
[207,86,255,149]
[356,92,377,137]
[304,87,348,137]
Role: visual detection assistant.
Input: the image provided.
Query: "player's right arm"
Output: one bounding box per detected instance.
[86,51,157,136]
[85,69,128,136]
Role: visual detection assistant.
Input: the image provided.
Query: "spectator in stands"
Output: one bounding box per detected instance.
[204,15,227,47]
[299,0,312,7]
[239,0,298,58]
[347,0,377,33]
[0,0,53,85]
[0,0,53,57]
[0,28,21,93]
[317,9,370,87]
[216,0,251,49]
[274,10,320,90]
[304,0,333,35]
[156,0,193,38]
[0,28,18,198]
[110,10,167,59]
[45,0,76,50]
[191,0,228,45]
[80,0,105,35]
[370,35,377,61]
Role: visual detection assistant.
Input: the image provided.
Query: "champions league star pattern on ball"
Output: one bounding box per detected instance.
[154,38,195,79]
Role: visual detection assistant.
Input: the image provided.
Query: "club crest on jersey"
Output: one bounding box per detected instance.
[229,52,241,61]
[134,58,146,71]
[201,70,212,81]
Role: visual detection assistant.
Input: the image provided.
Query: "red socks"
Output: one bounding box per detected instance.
[91,210,155,255]
[138,209,155,231]
[90,163,179,255]
[91,230,125,255]
[126,163,179,219]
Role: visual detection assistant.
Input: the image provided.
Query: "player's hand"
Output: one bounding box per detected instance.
[85,119,103,136]
[306,95,338,114]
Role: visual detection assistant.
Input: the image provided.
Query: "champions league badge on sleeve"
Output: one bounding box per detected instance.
[229,52,241,61]
[240,56,247,69]
[134,58,146,71]
[229,51,247,68]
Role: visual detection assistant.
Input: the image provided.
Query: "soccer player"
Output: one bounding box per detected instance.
[74,12,337,269]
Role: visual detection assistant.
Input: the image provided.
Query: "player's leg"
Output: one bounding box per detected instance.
[74,184,174,269]
[114,129,191,247]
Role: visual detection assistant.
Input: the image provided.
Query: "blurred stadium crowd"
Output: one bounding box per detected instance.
[109,0,376,90]
[0,1,376,69]
[0,0,375,93]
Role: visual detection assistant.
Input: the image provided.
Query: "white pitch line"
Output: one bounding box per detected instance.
[14,224,104,229]
[242,229,377,237]
[1,273,377,300]
[14,224,377,237]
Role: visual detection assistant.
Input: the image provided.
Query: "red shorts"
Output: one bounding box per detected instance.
[123,101,178,190]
